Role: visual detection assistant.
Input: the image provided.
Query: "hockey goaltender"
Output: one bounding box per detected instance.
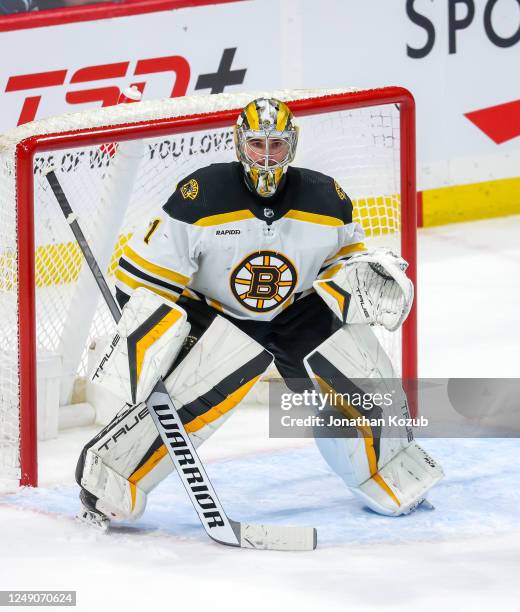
[76,97,443,531]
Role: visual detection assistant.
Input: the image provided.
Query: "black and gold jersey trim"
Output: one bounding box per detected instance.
[324,242,367,265]
[163,163,252,225]
[193,210,255,226]
[317,243,367,279]
[283,210,344,227]
[123,244,190,286]
[283,167,354,225]
[119,258,184,297]
[162,162,354,227]
[115,243,190,304]
[115,268,182,304]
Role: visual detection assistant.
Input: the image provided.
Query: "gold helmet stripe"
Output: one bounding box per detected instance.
[275,101,290,131]
[244,101,260,131]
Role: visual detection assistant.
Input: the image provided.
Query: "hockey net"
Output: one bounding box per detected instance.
[0,87,417,487]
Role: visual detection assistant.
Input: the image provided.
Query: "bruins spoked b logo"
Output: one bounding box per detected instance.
[230,251,297,312]
[180,179,199,201]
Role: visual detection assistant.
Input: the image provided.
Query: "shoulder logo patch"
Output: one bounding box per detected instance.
[181,179,199,201]
[334,180,347,201]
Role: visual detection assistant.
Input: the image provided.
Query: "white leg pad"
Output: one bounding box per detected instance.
[306,324,444,516]
[81,448,147,521]
[352,442,443,516]
[77,315,273,522]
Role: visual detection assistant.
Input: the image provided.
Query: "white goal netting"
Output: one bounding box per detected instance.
[0,88,410,485]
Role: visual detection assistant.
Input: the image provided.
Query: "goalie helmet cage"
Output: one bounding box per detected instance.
[1,87,417,487]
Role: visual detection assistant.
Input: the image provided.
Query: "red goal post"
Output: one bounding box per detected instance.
[2,87,417,487]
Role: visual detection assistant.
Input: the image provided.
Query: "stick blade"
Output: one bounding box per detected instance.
[240,524,317,551]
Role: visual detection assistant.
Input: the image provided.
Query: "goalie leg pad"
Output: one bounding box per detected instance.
[77,315,273,521]
[351,442,442,516]
[77,401,166,521]
[164,314,273,445]
[81,448,148,521]
[305,324,443,516]
[315,435,442,516]
[90,287,190,406]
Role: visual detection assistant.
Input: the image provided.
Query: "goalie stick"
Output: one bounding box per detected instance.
[45,169,317,552]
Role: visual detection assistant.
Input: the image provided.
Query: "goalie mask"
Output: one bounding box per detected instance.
[234,98,299,198]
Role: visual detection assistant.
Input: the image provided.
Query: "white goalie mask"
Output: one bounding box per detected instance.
[234,97,299,198]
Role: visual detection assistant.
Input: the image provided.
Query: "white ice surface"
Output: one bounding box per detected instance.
[1,216,520,611]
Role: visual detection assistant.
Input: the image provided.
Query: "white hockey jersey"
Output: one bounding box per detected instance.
[115,162,366,322]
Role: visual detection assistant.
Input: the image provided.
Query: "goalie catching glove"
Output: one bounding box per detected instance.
[314,248,414,331]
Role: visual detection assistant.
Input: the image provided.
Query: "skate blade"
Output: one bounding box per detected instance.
[76,508,110,533]
[420,499,435,511]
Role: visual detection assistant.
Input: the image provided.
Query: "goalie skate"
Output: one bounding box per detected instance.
[76,490,110,533]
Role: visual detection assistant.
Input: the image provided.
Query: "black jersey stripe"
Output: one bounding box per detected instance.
[115,269,181,304]
[119,258,185,295]
[124,243,190,286]
[324,242,367,264]
[318,255,352,276]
